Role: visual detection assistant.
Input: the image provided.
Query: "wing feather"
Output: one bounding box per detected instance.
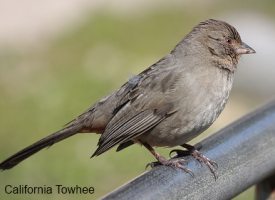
[91,54,178,156]
[91,110,165,157]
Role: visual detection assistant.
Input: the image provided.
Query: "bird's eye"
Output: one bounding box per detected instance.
[226,39,232,44]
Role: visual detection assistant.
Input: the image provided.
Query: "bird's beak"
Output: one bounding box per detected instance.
[235,42,256,55]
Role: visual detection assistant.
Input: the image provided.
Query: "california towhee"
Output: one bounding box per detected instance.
[0,19,255,175]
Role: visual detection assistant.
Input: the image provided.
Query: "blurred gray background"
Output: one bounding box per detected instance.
[0,0,274,199]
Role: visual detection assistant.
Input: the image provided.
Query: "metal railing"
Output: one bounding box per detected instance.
[102,100,275,200]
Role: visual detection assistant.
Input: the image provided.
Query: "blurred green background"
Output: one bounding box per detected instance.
[0,0,274,199]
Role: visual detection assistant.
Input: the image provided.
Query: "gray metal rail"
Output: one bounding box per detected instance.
[102,100,275,200]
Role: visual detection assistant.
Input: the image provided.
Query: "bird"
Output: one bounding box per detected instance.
[0,19,255,175]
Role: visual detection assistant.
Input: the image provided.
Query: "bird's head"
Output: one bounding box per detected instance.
[184,19,256,71]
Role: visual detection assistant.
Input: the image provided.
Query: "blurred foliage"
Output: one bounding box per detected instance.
[0,2,274,199]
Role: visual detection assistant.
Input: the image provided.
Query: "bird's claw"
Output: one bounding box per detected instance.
[169,148,218,180]
[146,158,193,177]
[191,150,218,180]
[145,161,161,169]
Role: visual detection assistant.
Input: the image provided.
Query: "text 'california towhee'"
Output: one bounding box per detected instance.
[0,19,255,176]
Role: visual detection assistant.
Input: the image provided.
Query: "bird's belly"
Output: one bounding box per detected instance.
[141,106,220,147]
[139,75,232,147]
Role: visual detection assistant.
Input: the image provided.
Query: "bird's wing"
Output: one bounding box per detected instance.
[91,53,180,156]
[91,104,175,157]
[116,140,134,152]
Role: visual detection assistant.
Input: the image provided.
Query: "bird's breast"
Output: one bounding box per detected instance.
[178,68,234,135]
[141,67,234,147]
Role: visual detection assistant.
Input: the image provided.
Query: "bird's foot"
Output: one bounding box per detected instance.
[146,155,194,176]
[170,144,218,180]
[190,150,218,179]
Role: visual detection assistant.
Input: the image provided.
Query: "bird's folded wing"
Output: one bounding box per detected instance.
[91,109,169,157]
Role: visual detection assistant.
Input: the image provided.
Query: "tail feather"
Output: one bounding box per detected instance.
[0,125,82,170]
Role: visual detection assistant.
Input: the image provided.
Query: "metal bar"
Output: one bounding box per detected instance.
[256,172,275,200]
[102,100,275,200]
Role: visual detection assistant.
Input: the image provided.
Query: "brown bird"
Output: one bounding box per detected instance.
[0,19,255,175]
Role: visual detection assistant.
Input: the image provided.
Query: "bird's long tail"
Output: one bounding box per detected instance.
[0,124,83,170]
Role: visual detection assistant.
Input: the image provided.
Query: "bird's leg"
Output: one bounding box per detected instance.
[143,142,193,176]
[170,143,218,179]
